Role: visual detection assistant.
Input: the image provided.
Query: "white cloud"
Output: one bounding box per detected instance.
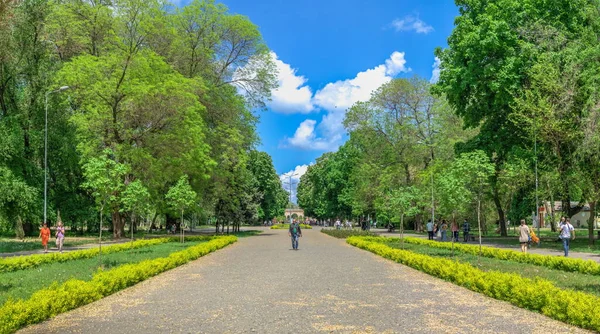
[284,51,410,151]
[430,57,441,83]
[280,164,311,203]
[268,52,314,114]
[391,15,434,34]
[284,119,336,151]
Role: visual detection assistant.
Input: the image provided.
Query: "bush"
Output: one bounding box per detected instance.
[393,237,600,276]
[0,236,236,334]
[270,224,312,230]
[321,228,374,239]
[0,236,216,273]
[347,236,600,332]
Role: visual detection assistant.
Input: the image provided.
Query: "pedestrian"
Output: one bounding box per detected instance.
[55,221,65,253]
[451,220,459,242]
[288,219,302,250]
[426,220,434,240]
[462,219,471,242]
[39,222,51,253]
[559,217,575,257]
[440,220,448,241]
[519,219,530,253]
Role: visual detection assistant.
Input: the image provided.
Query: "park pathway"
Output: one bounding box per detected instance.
[20,227,589,334]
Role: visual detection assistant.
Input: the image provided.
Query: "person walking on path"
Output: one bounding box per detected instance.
[451,220,459,242]
[55,221,65,253]
[559,217,575,257]
[288,220,302,250]
[39,222,51,253]
[426,220,434,240]
[440,220,448,242]
[462,219,471,242]
[519,219,530,253]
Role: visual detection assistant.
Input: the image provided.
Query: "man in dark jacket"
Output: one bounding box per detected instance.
[288,220,302,250]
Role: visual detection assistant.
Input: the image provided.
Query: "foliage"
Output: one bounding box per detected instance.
[320,229,374,239]
[0,235,236,334]
[399,237,600,276]
[347,236,600,332]
[0,238,172,273]
[270,224,311,230]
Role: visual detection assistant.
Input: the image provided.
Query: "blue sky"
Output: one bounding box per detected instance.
[216,0,458,201]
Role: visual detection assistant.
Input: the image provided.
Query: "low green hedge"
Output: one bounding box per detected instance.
[0,235,236,334]
[393,236,600,276]
[270,224,312,230]
[0,238,174,273]
[320,228,374,239]
[347,236,600,332]
[0,236,217,273]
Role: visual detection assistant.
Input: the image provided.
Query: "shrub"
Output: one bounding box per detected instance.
[392,237,600,276]
[0,236,218,273]
[347,236,600,332]
[0,236,236,334]
[270,224,312,230]
[320,228,374,239]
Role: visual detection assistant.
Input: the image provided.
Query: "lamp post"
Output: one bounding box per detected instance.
[283,172,298,224]
[44,86,70,226]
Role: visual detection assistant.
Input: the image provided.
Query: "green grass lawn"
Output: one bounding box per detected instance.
[480,236,600,254]
[384,240,600,297]
[0,238,106,253]
[0,241,205,304]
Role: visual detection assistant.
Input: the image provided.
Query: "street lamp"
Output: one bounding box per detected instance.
[44,86,70,226]
[283,172,298,223]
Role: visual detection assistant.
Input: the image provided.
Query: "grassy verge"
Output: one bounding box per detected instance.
[480,236,600,254]
[0,241,206,304]
[397,237,600,276]
[270,224,312,229]
[320,228,374,239]
[0,236,236,334]
[0,238,106,253]
[0,238,175,273]
[384,239,600,297]
[347,236,600,332]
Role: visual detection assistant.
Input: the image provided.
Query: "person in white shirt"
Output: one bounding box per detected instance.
[559,217,575,257]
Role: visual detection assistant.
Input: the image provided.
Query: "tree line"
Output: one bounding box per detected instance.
[0,0,289,237]
[298,0,600,244]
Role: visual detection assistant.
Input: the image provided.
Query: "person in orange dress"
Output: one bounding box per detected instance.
[39,222,51,253]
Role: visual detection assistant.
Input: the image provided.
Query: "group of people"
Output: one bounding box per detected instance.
[519,216,575,256]
[38,221,65,253]
[425,219,471,242]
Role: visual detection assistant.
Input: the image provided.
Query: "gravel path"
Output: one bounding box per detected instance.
[20,227,589,334]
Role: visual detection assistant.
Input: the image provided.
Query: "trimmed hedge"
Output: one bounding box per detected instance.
[270,224,312,230]
[0,238,173,273]
[0,235,236,334]
[393,236,600,276]
[0,236,217,273]
[320,228,374,239]
[347,236,600,332]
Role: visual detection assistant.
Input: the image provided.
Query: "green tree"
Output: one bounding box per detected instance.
[81,149,128,256]
[166,175,197,243]
[121,180,151,241]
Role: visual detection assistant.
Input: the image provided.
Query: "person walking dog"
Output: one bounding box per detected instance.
[289,220,303,250]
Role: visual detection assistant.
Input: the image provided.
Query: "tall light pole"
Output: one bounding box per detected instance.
[283,172,298,223]
[44,86,70,226]
[534,111,540,240]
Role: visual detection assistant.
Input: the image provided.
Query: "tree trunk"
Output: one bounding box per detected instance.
[588,200,596,246]
[112,210,125,239]
[477,196,482,261]
[492,186,507,236]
